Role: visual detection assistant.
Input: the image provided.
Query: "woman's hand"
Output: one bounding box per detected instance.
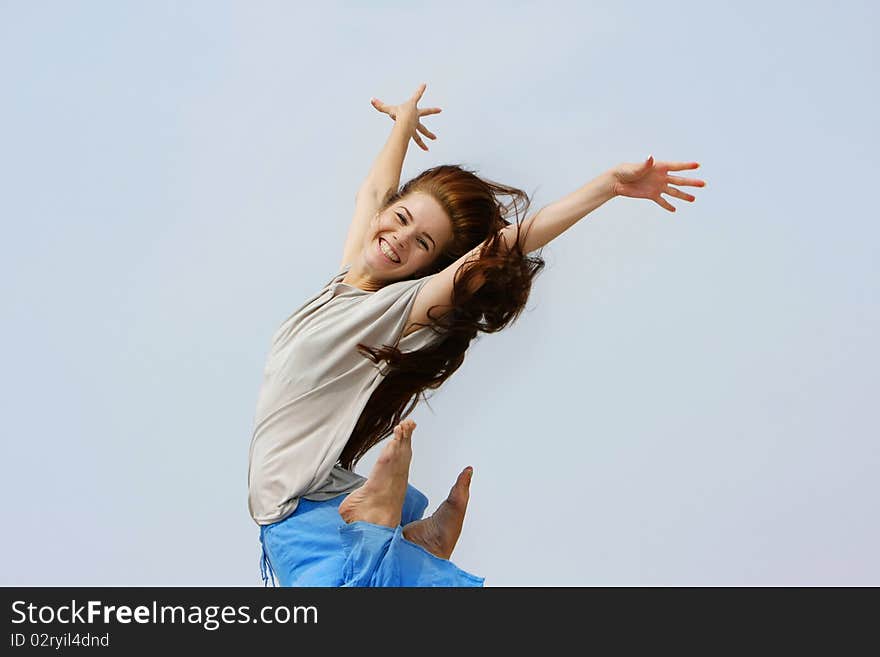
[610,156,707,212]
[370,83,442,151]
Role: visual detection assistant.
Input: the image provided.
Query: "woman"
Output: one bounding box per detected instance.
[249,83,707,587]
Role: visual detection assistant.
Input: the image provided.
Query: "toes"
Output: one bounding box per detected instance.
[391,423,409,446]
[398,419,416,445]
[447,467,472,507]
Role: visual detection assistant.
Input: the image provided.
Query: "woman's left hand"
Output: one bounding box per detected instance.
[370,83,442,152]
[610,156,707,212]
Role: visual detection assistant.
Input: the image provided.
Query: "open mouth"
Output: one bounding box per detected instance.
[378,237,401,263]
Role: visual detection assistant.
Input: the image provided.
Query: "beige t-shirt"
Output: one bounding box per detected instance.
[247,263,441,526]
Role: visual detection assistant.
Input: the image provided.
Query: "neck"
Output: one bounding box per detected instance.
[341,261,385,293]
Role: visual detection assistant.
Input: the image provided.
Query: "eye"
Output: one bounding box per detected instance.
[397,212,429,250]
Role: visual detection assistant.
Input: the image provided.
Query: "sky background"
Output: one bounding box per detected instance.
[2,1,877,586]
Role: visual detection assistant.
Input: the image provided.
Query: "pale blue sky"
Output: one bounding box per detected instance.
[2,1,877,586]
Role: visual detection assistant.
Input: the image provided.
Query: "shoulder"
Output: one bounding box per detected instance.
[379,273,432,298]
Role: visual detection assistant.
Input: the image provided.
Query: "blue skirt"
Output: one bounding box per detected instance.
[259,483,484,587]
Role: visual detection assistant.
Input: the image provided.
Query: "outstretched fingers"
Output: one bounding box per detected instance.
[664,186,695,202]
[411,82,427,100]
[370,97,395,120]
[667,174,707,187]
[655,194,677,213]
[416,121,437,140]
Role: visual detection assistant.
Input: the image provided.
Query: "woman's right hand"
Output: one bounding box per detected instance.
[370,83,442,151]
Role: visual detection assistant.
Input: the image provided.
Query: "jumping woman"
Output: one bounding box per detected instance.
[248,83,706,587]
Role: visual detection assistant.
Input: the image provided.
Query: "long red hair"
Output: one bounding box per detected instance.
[339,164,545,469]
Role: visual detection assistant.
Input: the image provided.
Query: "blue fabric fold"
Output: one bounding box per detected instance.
[258,483,484,587]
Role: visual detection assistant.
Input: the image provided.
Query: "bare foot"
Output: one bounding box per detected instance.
[402,466,473,560]
[338,419,416,528]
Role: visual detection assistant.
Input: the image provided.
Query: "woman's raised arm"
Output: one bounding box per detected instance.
[499,157,706,255]
[342,85,441,268]
[401,157,706,337]
[504,171,618,255]
[357,83,442,200]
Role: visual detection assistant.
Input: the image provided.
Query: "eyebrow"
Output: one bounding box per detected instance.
[401,205,436,250]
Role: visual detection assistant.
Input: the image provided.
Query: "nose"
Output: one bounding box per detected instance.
[391,233,407,254]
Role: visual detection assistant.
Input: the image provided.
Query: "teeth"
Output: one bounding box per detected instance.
[380,238,400,263]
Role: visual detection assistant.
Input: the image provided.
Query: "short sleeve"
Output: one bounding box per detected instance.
[334,274,439,376]
[353,275,431,344]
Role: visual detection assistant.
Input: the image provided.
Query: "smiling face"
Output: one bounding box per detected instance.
[365,191,454,280]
